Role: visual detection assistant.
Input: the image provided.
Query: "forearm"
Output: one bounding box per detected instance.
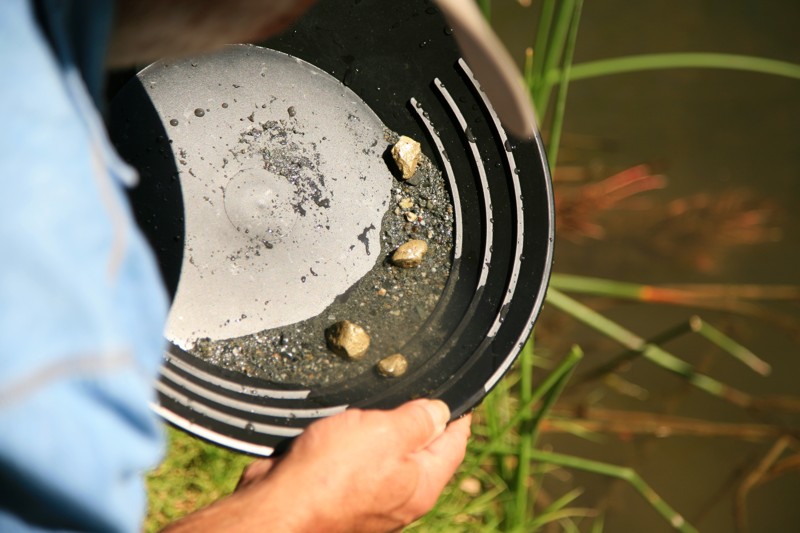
[160,481,312,533]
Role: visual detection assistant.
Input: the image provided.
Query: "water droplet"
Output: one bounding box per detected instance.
[221,102,228,108]
[169,119,179,127]
[444,26,454,36]
[419,40,430,48]
[288,106,297,117]
[415,101,423,108]
[514,168,521,175]
[504,139,514,151]
[343,67,357,86]
[465,127,477,143]
[245,423,255,433]
[194,108,205,117]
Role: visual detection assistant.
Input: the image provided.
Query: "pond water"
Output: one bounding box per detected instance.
[492,1,799,531]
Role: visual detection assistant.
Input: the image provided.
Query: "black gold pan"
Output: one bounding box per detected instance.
[109,0,554,455]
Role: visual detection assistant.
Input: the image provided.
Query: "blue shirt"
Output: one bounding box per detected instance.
[0,1,169,531]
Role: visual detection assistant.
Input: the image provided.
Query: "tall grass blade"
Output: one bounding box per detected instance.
[546,53,800,84]
[528,450,699,533]
[551,274,800,305]
[546,289,757,408]
[482,378,513,483]
[463,347,584,479]
[512,336,536,528]
[546,0,583,172]
[535,0,576,113]
[549,275,773,377]
[528,487,585,529]
[524,47,535,91]
[529,345,583,449]
[469,444,699,532]
[561,519,583,533]
[591,514,606,533]
[692,317,771,376]
[550,274,800,335]
[530,0,557,95]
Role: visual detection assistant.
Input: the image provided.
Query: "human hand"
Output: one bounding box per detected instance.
[244,399,471,532]
[164,400,471,532]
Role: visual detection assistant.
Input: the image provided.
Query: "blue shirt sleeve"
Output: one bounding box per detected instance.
[0,1,169,531]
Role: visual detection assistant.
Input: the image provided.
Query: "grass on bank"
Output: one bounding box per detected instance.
[145,428,251,532]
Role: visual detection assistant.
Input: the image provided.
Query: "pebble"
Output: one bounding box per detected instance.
[325,320,370,360]
[459,477,482,497]
[391,135,421,180]
[391,239,428,268]
[405,212,418,222]
[398,197,414,210]
[377,288,387,296]
[377,354,408,377]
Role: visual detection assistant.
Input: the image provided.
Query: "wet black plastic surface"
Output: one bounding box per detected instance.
[109,0,553,455]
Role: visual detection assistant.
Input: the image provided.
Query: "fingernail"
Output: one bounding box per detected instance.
[424,399,450,434]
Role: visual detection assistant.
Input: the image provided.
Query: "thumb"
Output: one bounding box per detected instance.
[387,399,451,453]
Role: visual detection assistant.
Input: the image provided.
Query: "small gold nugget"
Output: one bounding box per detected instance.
[377,353,408,377]
[325,320,370,360]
